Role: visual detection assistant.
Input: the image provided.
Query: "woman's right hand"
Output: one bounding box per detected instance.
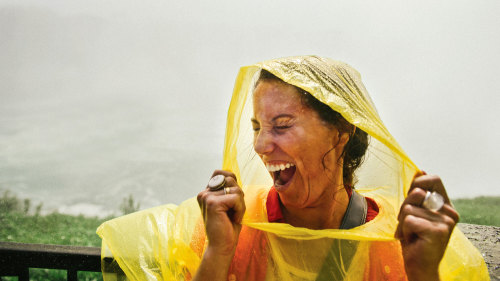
[196,170,246,261]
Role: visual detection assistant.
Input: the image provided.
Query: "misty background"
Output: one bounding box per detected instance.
[1,0,499,217]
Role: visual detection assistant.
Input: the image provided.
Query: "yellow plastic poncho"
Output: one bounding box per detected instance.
[97,56,489,281]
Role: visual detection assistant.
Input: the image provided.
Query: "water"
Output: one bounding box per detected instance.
[0,94,224,217]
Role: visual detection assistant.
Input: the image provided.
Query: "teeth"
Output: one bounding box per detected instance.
[265,163,294,172]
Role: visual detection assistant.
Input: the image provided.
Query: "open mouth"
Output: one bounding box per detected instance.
[266,163,296,187]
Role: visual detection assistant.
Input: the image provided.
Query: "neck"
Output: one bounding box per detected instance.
[280,185,350,229]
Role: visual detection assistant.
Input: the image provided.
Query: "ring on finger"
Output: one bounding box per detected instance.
[224,187,231,195]
[208,174,226,191]
[422,191,444,212]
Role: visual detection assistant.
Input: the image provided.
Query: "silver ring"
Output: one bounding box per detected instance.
[422,191,444,212]
[208,174,226,191]
[224,187,230,195]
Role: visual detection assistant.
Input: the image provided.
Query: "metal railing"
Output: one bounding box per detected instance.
[0,241,121,281]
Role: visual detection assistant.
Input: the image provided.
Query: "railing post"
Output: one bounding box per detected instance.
[67,269,78,281]
[19,268,29,281]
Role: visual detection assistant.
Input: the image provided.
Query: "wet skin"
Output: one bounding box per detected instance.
[252,80,350,228]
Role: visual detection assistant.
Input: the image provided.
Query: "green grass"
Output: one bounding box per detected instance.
[452,196,500,227]
[0,212,107,246]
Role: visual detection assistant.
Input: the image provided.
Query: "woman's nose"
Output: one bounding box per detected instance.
[254,130,274,156]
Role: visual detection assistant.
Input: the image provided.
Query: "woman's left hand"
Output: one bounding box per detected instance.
[395,174,459,281]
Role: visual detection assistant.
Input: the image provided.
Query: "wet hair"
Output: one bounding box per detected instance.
[256,69,369,187]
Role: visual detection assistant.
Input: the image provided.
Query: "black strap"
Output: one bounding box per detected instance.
[339,190,367,230]
[315,191,367,281]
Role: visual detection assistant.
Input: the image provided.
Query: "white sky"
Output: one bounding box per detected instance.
[0,0,499,214]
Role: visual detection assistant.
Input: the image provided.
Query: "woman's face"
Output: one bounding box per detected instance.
[252,80,349,208]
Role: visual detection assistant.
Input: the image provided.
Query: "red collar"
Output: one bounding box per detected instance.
[266,186,379,223]
[266,186,286,223]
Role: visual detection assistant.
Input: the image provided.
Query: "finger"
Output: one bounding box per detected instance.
[197,190,210,219]
[213,186,245,220]
[396,194,458,239]
[206,170,238,191]
[402,187,457,218]
[203,185,245,217]
[396,187,433,238]
[401,214,433,242]
[396,198,426,240]
[401,213,453,245]
[440,204,460,224]
[399,204,444,224]
[211,170,237,182]
[398,188,427,221]
[224,176,239,188]
[404,187,428,206]
[197,189,207,206]
[215,193,246,224]
[400,204,457,239]
[401,203,459,224]
[410,174,451,204]
[229,192,246,224]
[208,186,241,196]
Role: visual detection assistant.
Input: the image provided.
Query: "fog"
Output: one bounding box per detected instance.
[1,0,499,216]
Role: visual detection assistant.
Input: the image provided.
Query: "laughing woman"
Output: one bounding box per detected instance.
[97,56,489,281]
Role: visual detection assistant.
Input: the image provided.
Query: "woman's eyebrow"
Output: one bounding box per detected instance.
[251,114,294,124]
[272,114,294,122]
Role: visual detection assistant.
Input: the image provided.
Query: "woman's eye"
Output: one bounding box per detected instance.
[252,127,260,132]
[274,125,291,130]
